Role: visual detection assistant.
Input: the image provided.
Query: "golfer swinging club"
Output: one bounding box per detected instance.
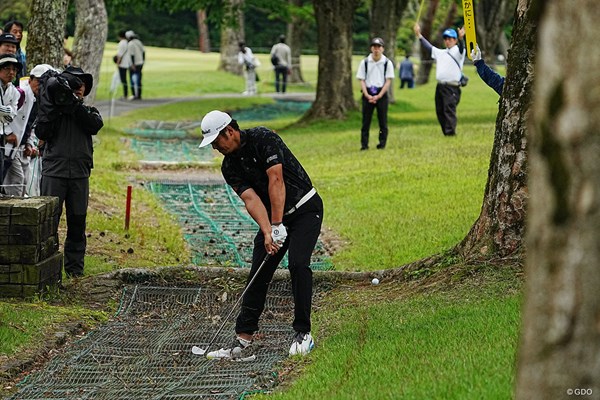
[198,110,324,359]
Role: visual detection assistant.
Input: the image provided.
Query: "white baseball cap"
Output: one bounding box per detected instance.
[29,64,55,78]
[199,110,232,148]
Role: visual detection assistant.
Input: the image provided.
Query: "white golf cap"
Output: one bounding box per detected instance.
[29,64,55,78]
[199,110,232,148]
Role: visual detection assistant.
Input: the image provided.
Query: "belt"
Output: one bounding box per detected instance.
[285,187,317,215]
[438,81,460,87]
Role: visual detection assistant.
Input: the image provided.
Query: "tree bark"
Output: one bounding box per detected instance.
[26,0,69,69]
[416,0,439,85]
[516,0,600,397]
[369,0,409,103]
[456,0,537,260]
[475,0,515,66]
[197,9,210,53]
[301,0,360,121]
[287,0,309,84]
[72,0,108,103]
[219,0,244,75]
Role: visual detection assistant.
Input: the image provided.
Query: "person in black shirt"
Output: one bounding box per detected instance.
[198,110,323,359]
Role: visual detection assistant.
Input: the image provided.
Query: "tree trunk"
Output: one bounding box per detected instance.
[456,0,537,260]
[219,0,244,75]
[516,0,600,397]
[369,0,409,103]
[475,0,515,66]
[72,0,108,103]
[287,0,310,84]
[26,0,68,69]
[197,9,210,53]
[416,0,439,85]
[301,0,360,121]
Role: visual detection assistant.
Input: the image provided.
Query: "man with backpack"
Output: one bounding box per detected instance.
[356,37,395,150]
[270,35,292,93]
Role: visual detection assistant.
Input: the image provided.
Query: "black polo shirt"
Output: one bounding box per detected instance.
[221,127,313,215]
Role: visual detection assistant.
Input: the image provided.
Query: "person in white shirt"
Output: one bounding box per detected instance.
[356,37,395,150]
[238,41,258,95]
[115,30,130,99]
[126,30,145,100]
[0,54,21,190]
[414,23,466,136]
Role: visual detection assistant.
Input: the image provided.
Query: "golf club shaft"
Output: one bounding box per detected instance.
[202,253,271,353]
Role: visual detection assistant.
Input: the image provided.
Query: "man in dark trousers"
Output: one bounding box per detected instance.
[36,66,103,277]
[198,110,323,359]
[414,23,466,136]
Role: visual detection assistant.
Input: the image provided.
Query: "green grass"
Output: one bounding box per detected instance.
[1,43,519,399]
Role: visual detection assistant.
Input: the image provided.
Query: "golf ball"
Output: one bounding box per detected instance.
[371,278,379,285]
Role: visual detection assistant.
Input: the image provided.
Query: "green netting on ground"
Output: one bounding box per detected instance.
[124,120,202,139]
[130,138,214,163]
[149,182,332,270]
[9,284,296,400]
[233,100,311,121]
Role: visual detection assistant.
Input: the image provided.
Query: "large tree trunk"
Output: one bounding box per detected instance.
[516,0,600,397]
[287,0,310,84]
[456,0,537,260]
[416,0,439,85]
[475,0,515,66]
[301,0,360,121]
[219,0,244,75]
[26,0,68,69]
[197,9,210,53]
[369,0,409,103]
[72,0,108,103]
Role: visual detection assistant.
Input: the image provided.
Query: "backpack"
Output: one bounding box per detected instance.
[271,54,279,66]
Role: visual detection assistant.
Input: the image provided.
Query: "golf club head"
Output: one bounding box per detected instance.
[191,346,206,355]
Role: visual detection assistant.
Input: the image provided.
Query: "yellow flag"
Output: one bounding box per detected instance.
[462,0,477,59]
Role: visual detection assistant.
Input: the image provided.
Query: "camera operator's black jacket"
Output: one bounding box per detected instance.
[36,76,103,179]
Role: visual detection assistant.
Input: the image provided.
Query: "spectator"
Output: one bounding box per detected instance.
[2,21,26,83]
[0,54,21,189]
[471,45,504,96]
[2,64,56,197]
[115,30,130,100]
[0,33,18,58]
[126,30,145,100]
[270,34,292,93]
[36,66,104,277]
[198,110,323,359]
[356,37,395,150]
[414,23,466,136]
[399,55,415,89]
[238,41,258,96]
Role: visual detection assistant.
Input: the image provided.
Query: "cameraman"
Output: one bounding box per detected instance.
[36,66,103,278]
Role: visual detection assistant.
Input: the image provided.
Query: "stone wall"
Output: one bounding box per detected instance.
[0,197,63,298]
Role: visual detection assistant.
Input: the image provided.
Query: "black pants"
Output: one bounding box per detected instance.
[435,83,461,136]
[236,194,323,335]
[361,93,389,148]
[41,176,89,276]
[118,67,128,97]
[274,65,288,93]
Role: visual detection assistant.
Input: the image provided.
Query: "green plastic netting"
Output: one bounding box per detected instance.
[148,182,332,270]
[130,138,214,163]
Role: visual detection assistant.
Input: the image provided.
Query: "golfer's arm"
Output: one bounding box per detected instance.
[266,164,285,224]
[240,188,272,237]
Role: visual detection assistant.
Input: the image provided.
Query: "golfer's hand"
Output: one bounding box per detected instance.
[271,223,287,247]
[471,45,482,62]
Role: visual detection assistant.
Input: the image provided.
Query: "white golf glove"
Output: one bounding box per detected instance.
[471,45,482,62]
[271,223,288,246]
[0,105,12,117]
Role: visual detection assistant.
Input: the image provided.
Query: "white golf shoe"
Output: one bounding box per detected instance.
[289,332,315,356]
[206,336,256,361]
